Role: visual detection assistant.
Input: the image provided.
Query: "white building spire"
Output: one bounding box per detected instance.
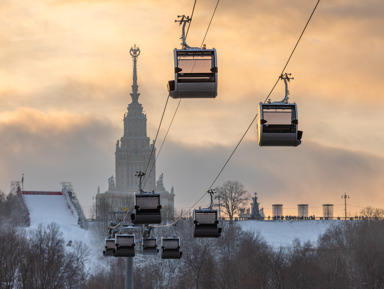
[129,44,140,103]
[115,45,156,193]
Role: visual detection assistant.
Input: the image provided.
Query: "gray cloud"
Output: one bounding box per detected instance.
[0,108,119,207]
[157,139,384,217]
[1,0,384,219]
[0,107,383,218]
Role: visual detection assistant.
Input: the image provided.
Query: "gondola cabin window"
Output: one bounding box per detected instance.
[143,239,156,247]
[117,235,135,247]
[136,195,160,209]
[263,108,294,125]
[195,211,217,224]
[164,239,179,249]
[178,55,213,74]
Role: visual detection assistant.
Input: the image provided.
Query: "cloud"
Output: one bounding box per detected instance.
[0,0,383,217]
[0,107,383,218]
[0,107,119,197]
[157,139,384,217]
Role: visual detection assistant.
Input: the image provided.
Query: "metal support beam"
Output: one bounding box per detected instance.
[125,257,134,289]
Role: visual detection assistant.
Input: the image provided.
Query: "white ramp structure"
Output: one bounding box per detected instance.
[14,183,88,229]
[22,191,79,227]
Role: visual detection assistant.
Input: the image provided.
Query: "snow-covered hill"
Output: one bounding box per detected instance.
[238,219,337,248]
[21,191,339,272]
[21,191,105,272]
[23,192,79,226]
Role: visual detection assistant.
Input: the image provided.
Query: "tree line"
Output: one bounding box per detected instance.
[2,184,384,289]
[0,223,88,289]
[86,220,384,289]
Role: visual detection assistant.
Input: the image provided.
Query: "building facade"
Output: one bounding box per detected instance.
[114,45,156,193]
[99,45,174,221]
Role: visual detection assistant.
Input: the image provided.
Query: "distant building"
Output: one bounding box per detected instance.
[97,45,175,221]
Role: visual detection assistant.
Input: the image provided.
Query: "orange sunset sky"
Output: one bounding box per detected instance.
[0,0,383,217]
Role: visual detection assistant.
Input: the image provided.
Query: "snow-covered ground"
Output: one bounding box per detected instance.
[21,192,340,272]
[239,219,337,249]
[22,192,106,272]
[23,193,78,226]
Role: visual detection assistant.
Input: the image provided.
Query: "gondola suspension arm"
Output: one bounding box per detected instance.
[208,189,215,209]
[278,73,294,104]
[175,15,191,49]
[175,15,201,50]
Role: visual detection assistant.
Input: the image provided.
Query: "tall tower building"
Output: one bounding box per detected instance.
[114,45,156,192]
[99,45,175,221]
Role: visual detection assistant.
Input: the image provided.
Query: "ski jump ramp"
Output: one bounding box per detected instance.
[22,191,79,227]
[18,186,88,229]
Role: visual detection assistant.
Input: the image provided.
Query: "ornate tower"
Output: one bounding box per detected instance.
[115,45,156,193]
[251,192,264,220]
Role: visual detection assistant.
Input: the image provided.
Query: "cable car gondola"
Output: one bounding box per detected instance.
[131,192,162,225]
[257,74,303,146]
[168,15,218,99]
[103,237,115,257]
[194,209,222,238]
[193,190,222,238]
[161,237,182,259]
[114,234,135,257]
[142,237,159,255]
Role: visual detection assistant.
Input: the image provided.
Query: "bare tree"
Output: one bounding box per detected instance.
[178,242,217,289]
[0,226,26,289]
[215,181,250,221]
[161,205,174,223]
[17,223,87,289]
[233,232,272,289]
[0,191,26,226]
[92,192,134,234]
[360,206,384,220]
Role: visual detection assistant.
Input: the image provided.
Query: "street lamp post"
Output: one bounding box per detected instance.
[341,193,349,220]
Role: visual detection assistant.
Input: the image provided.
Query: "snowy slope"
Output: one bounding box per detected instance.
[19,192,339,272]
[23,192,78,226]
[239,220,338,249]
[22,191,105,272]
